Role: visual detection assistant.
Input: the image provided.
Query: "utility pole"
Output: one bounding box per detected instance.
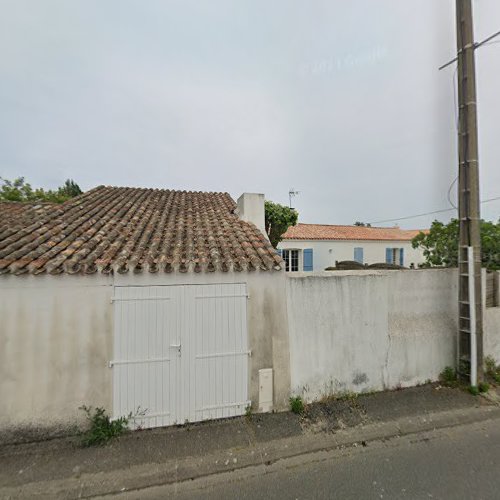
[455,0,483,384]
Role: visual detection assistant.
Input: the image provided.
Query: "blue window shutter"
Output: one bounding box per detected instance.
[303,248,313,271]
[399,248,404,266]
[386,248,392,264]
[354,247,364,264]
[276,248,282,258]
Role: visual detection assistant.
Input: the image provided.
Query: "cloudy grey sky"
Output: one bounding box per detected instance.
[1,0,499,227]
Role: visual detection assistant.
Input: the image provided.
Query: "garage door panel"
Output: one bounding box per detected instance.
[113,361,173,428]
[113,283,248,429]
[194,356,248,420]
[192,283,249,420]
[112,286,179,427]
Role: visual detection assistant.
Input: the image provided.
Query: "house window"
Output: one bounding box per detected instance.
[354,247,364,264]
[386,248,404,266]
[283,249,299,272]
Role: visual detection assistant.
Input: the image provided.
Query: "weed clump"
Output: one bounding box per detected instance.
[478,381,490,393]
[289,396,305,414]
[79,405,135,447]
[485,356,500,383]
[468,385,480,396]
[439,366,457,386]
[245,404,252,420]
[336,391,358,401]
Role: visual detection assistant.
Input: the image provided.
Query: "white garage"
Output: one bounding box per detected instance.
[112,283,249,428]
[0,186,291,437]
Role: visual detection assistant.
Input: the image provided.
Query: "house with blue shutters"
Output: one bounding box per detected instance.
[277,223,426,272]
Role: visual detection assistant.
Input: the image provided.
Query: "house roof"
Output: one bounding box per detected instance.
[0,201,57,226]
[281,223,425,241]
[0,186,282,275]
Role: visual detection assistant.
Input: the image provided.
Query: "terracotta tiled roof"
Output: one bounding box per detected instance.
[0,186,282,275]
[281,223,426,241]
[0,201,58,227]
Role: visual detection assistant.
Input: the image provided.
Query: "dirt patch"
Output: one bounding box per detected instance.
[301,397,368,434]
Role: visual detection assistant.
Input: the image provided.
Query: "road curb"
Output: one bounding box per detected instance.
[3,405,500,499]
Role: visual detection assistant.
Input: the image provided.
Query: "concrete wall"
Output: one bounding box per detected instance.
[0,270,290,439]
[4,264,498,438]
[0,274,114,440]
[484,270,500,364]
[286,269,459,401]
[278,239,425,271]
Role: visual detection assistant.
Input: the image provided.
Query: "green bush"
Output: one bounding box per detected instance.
[289,396,305,414]
[468,386,480,396]
[478,382,490,393]
[79,405,131,447]
[439,366,457,386]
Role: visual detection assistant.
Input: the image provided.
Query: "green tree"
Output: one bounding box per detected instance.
[59,179,82,198]
[265,200,298,248]
[412,218,500,270]
[0,177,82,203]
[354,221,371,227]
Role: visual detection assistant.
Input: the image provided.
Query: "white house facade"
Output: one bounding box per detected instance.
[278,224,426,272]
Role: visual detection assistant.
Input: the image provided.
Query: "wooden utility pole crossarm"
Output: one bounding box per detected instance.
[455,0,483,383]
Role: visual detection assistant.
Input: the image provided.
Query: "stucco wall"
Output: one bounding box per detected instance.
[278,239,425,271]
[3,265,497,437]
[286,269,459,401]
[0,270,290,438]
[484,271,500,364]
[0,274,114,439]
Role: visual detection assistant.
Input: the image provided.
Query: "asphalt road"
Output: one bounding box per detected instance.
[117,418,500,500]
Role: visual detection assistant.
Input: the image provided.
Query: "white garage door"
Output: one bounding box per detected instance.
[111,283,249,428]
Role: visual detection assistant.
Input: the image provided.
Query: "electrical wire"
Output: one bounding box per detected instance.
[374,30,500,226]
[481,40,500,47]
[439,29,500,70]
[453,65,459,131]
[445,66,459,211]
[367,195,500,225]
[447,176,458,209]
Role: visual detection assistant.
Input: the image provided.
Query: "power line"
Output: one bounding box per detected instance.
[476,29,500,49]
[367,195,500,225]
[452,66,459,130]
[439,28,500,70]
[447,175,458,209]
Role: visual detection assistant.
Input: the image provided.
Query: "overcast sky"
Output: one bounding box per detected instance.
[1,0,499,228]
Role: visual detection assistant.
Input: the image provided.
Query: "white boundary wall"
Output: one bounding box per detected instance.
[0,270,290,439]
[287,269,500,401]
[2,266,499,437]
[484,270,500,364]
[287,270,459,401]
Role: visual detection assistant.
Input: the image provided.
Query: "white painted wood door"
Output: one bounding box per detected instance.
[112,283,249,428]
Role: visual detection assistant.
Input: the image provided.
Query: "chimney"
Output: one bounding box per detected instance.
[236,193,266,236]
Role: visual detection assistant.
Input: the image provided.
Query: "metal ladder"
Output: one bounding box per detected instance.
[458,245,478,384]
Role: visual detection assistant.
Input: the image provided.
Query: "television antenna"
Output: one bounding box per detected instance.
[289,188,300,209]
